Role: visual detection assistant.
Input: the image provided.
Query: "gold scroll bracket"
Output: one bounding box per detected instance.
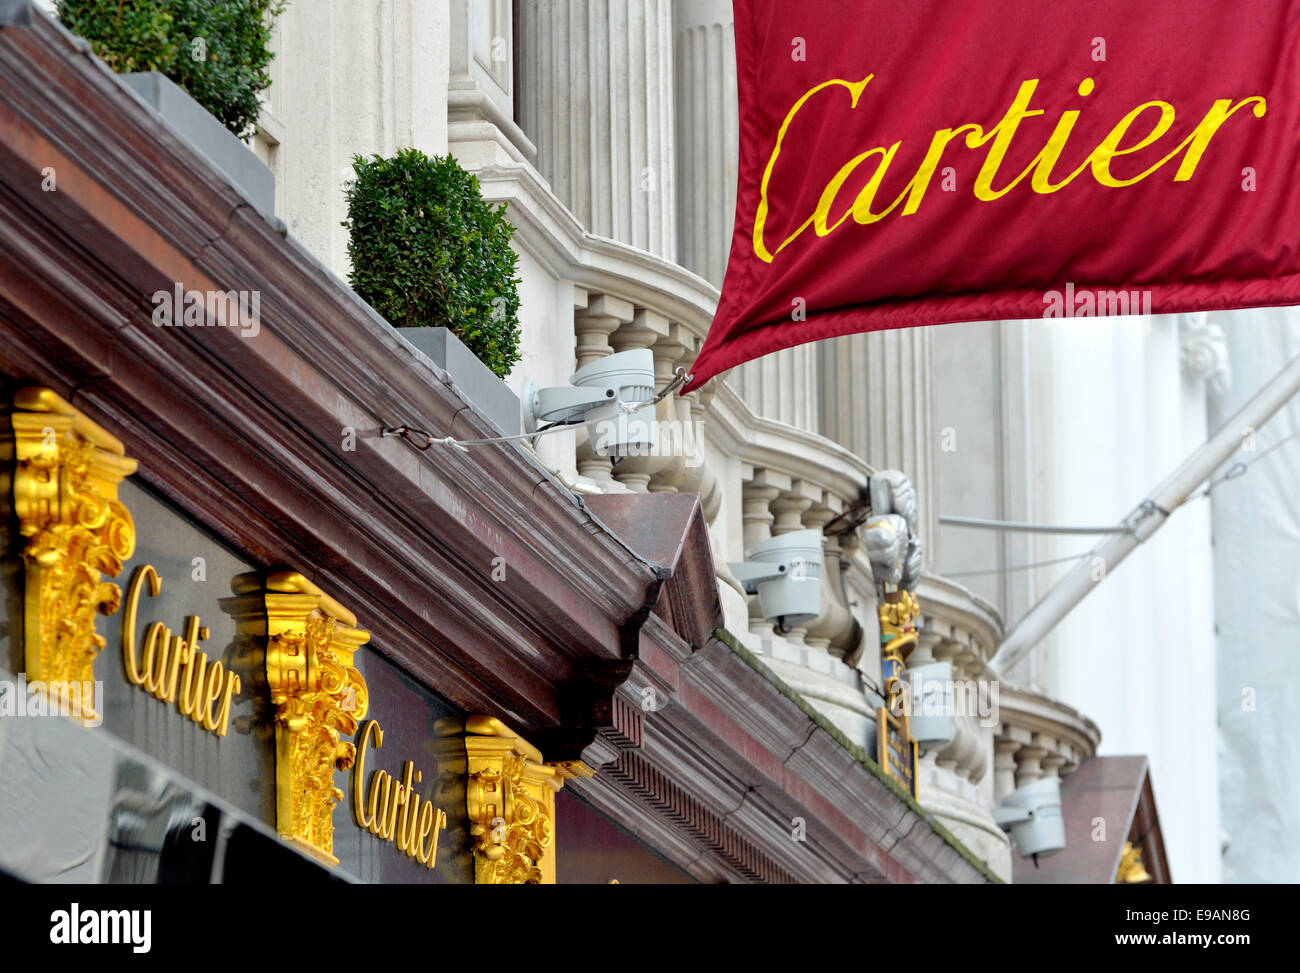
[223,571,369,865]
[5,387,137,722]
[433,715,592,884]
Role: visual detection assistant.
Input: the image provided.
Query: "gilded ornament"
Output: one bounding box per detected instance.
[6,387,137,722]
[433,715,572,884]
[222,571,369,865]
[1117,841,1153,883]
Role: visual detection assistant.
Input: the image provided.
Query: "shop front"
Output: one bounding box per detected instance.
[0,4,994,885]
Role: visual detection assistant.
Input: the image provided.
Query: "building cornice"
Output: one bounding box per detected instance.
[0,6,661,760]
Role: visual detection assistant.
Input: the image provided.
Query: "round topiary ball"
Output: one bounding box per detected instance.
[343,149,523,379]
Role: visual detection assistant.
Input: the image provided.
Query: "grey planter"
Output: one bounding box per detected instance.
[119,71,275,219]
[397,327,521,438]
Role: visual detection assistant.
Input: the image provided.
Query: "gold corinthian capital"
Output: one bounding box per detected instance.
[223,571,370,865]
[432,716,591,884]
[5,387,137,722]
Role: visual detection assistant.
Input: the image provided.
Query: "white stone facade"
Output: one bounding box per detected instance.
[255,1,1297,884]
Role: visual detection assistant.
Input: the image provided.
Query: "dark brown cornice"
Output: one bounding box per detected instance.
[0,7,660,759]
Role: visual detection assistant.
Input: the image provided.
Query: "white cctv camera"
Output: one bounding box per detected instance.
[727,529,823,632]
[907,661,955,747]
[992,777,1066,861]
[522,349,656,457]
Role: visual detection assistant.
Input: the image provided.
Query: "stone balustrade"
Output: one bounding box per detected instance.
[994,683,1101,800]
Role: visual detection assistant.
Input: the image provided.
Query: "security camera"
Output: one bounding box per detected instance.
[522,349,656,457]
[992,777,1066,862]
[727,529,823,632]
[907,661,955,747]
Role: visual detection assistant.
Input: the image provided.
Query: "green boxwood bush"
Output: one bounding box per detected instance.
[58,0,286,139]
[344,149,523,379]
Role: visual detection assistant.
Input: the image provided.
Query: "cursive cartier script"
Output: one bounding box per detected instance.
[754,75,1267,262]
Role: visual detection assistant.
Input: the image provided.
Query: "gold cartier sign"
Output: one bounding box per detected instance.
[352,720,448,869]
[754,75,1267,262]
[120,564,241,736]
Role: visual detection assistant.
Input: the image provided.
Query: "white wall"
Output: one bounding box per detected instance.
[1210,307,1300,884]
[937,314,1221,883]
[266,0,449,278]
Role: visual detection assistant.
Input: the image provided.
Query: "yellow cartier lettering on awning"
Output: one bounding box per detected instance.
[352,719,447,869]
[121,564,241,737]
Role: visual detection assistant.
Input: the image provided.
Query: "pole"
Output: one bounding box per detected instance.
[990,352,1300,675]
[939,515,1132,535]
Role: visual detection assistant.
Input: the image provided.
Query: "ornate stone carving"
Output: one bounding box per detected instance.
[224,571,369,865]
[7,388,137,721]
[866,471,924,796]
[1179,312,1231,395]
[433,715,587,884]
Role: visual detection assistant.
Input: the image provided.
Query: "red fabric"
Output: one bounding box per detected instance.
[685,0,1300,391]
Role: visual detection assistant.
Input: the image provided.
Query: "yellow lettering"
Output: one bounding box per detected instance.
[754,76,873,262]
[1090,101,1177,187]
[121,565,161,686]
[900,124,986,215]
[755,73,1265,255]
[178,650,209,720]
[394,761,416,849]
[415,802,435,865]
[140,624,170,697]
[352,721,382,829]
[427,809,447,868]
[200,660,226,732]
[369,771,392,837]
[1173,97,1267,181]
[973,79,1047,200]
[851,142,914,224]
[213,673,239,738]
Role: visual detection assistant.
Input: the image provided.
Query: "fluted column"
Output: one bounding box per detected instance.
[520,0,675,258]
[819,329,940,563]
[674,0,735,286]
[673,0,818,424]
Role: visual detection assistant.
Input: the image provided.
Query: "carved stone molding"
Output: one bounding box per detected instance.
[6,387,137,721]
[223,571,370,866]
[1179,312,1232,395]
[433,715,589,884]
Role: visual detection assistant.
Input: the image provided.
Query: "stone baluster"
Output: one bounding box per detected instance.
[575,294,635,490]
[609,308,671,493]
[994,737,1023,802]
[801,493,857,655]
[770,483,817,644]
[740,469,787,634]
[1038,735,1065,781]
[1013,742,1049,789]
[647,322,691,494]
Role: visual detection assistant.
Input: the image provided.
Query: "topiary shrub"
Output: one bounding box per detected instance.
[343,149,523,379]
[58,0,286,139]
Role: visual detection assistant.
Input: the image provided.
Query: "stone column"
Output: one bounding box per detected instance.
[819,329,940,563]
[674,0,735,286]
[519,0,675,258]
[672,0,818,425]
